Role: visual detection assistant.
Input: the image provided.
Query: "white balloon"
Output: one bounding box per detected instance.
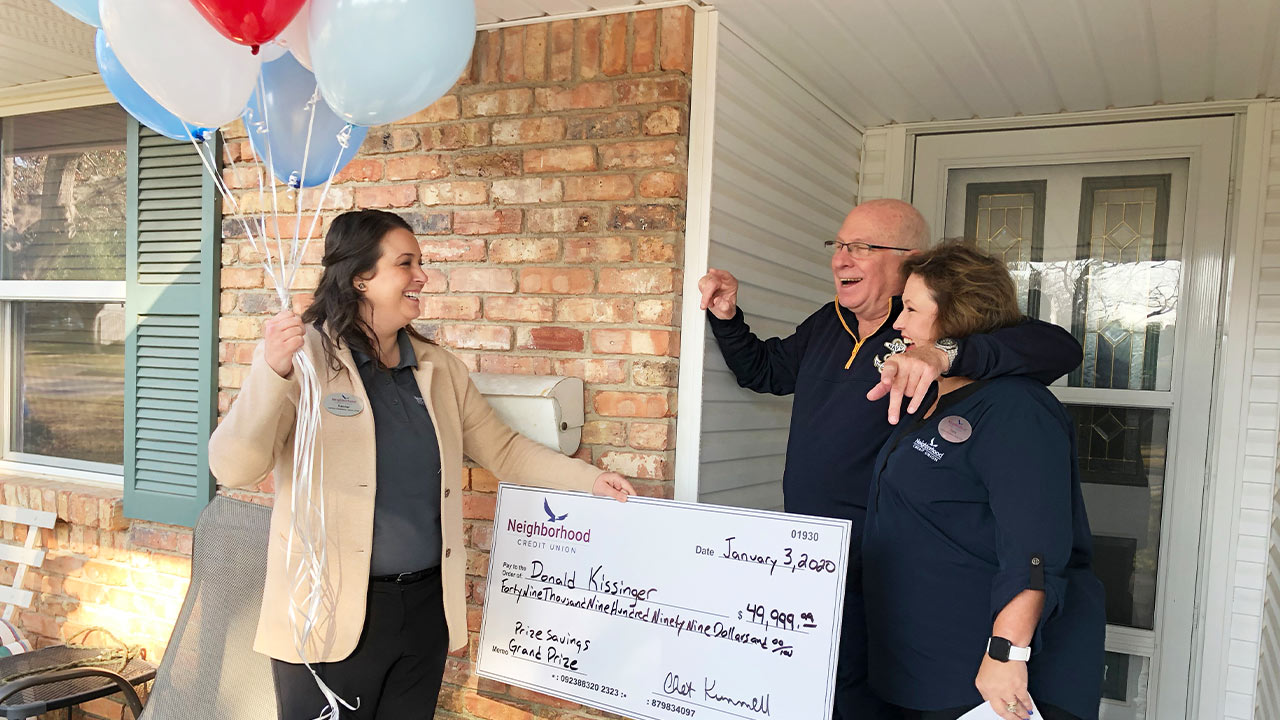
[275,2,313,70]
[258,41,289,63]
[100,0,262,128]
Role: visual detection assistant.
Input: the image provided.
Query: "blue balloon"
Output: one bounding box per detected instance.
[50,0,100,27]
[95,31,213,142]
[244,54,368,188]
[309,0,475,126]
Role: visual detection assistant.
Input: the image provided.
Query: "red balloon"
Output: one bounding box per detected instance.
[187,0,307,51]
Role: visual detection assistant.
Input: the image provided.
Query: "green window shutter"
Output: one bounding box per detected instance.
[123,119,221,527]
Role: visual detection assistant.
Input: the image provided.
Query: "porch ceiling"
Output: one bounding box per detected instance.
[5,0,1279,127]
[0,0,96,88]
[708,0,1280,127]
[486,0,1280,128]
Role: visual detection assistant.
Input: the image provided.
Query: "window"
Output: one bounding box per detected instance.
[0,105,127,478]
[1070,175,1175,392]
[962,180,1047,316]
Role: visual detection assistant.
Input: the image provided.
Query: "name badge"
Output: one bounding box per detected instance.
[938,415,972,443]
[323,392,363,417]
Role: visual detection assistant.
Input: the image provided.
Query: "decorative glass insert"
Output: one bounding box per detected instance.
[12,301,125,465]
[1070,176,1176,391]
[1,105,127,282]
[1067,404,1168,631]
[963,180,1046,316]
[1100,652,1150,719]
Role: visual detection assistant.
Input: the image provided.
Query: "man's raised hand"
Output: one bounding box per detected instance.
[698,268,740,321]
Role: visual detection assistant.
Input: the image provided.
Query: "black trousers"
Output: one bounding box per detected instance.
[894,702,1082,720]
[834,560,896,720]
[272,568,450,720]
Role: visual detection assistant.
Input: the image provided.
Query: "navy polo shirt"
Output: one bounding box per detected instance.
[862,376,1105,718]
[352,330,444,576]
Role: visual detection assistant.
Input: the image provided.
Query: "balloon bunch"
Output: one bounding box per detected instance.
[50,1,477,716]
[66,0,476,181]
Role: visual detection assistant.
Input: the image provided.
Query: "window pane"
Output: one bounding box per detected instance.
[963,180,1046,316]
[1071,176,1177,391]
[13,301,124,466]
[1067,404,1168,630]
[1099,652,1150,720]
[1,106,127,281]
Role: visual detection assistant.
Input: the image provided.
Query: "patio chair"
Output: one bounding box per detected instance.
[137,495,277,719]
[0,496,279,718]
[0,505,156,718]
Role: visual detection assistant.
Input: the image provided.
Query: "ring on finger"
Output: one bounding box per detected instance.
[1005,701,1019,713]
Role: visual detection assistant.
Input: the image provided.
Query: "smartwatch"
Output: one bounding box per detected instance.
[986,636,1031,663]
[935,338,959,375]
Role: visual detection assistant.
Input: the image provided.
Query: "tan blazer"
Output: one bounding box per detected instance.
[208,326,600,662]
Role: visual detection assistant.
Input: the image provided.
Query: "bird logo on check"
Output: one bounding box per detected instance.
[543,499,568,523]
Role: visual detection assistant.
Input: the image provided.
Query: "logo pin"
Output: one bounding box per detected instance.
[938,415,972,443]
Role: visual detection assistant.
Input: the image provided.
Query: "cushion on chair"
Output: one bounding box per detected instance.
[0,619,31,657]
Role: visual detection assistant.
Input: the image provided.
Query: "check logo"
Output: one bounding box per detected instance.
[543,498,568,523]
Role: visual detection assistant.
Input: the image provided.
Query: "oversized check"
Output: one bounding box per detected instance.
[477,484,853,720]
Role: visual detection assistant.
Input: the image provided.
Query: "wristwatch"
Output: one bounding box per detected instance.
[987,636,1031,663]
[935,337,959,375]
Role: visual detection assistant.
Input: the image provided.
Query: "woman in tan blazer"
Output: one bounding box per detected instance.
[208,209,634,719]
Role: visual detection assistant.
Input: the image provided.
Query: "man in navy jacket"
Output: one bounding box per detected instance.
[698,199,1082,720]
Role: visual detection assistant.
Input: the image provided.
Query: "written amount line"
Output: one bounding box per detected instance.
[517,574,731,620]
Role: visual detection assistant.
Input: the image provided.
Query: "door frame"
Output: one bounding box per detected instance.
[912,116,1232,720]
[673,4,719,503]
[870,101,1271,719]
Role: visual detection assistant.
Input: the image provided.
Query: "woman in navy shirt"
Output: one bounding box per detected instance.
[862,242,1105,720]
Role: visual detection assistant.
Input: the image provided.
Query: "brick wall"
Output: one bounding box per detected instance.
[0,9,694,720]
[0,476,190,720]
[216,8,695,719]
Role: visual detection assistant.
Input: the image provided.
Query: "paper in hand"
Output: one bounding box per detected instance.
[958,700,1038,719]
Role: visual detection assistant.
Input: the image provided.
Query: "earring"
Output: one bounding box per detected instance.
[356,282,367,291]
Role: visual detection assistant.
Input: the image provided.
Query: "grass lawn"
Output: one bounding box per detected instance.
[18,339,124,466]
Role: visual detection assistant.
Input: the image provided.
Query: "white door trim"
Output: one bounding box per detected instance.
[871,100,1260,202]
[896,99,1258,137]
[912,116,1236,720]
[673,5,718,502]
[1193,101,1273,720]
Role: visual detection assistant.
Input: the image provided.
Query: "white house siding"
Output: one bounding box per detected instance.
[858,128,892,202]
[855,124,907,205]
[1252,104,1280,720]
[696,22,860,509]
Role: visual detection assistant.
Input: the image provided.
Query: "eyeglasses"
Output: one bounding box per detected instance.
[824,240,910,258]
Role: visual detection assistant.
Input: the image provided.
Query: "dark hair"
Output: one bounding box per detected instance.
[899,240,1023,339]
[301,209,431,372]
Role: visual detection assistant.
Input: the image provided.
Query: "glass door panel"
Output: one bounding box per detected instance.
[944,159,1190,720]
[1067,404,1169,631]
[1101,652,1151,720]
[964,180,1046,315]
[914,116,1233,720]
[1072,176,1177,391]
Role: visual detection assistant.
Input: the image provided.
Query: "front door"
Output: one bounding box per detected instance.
[912,117,1234,720]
